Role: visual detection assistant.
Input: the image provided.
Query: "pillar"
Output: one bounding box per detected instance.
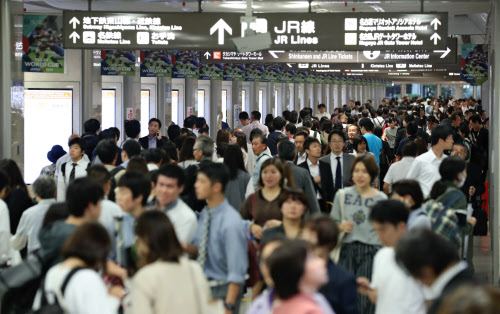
[185,78,196,117]
[0,0,11,158]
[82,50,102,126]
[123,73,141,137]
[210,80,222,138]
[293,83,300,111]
[232,81,242,128]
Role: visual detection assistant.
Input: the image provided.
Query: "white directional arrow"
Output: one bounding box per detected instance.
[69,17,80,29]
[430,18,441,30]
[286,63,292,68]
[204,52,211,59]
[434,47,451,58]
[69,32,80,44]
[430,33,441,45]
[269,50,285,58]
[210,19,232,45]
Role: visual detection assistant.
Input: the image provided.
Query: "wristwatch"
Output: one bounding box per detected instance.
[224,302,235,311]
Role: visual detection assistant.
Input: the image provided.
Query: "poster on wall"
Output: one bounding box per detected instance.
[200,63,223,81]
[246,64,265,82]
[461,44,488,85]
[140,50,172,77]
[223,64,246,81]
[22,15,65,73]
[170,51,200,79]
[101,50,136,76]
[265,64,282,83]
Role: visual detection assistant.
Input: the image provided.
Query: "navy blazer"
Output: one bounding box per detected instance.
[318,153,354,205]
[319,259,358,314]
[138,135,169,150]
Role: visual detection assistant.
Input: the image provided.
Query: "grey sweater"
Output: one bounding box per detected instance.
[330,186,387,246]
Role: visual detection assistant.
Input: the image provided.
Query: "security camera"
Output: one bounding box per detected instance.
[231,32,272,53]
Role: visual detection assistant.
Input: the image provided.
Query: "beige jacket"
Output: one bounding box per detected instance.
[129,257,211,314]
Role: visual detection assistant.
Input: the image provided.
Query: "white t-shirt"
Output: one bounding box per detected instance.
[33,265,120,314]
[98,199,124,229]
[371,247,426,314]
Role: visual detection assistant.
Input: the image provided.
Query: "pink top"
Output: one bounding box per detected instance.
[272,293,324,314]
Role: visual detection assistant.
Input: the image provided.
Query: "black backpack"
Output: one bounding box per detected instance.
[27,267,84,314]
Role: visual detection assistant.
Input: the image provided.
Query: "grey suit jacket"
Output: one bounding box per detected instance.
[318,153,355,203]
[286,161,320,214]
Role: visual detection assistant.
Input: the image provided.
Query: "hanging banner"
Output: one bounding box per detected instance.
[22,15,65,73]
[223,64,246,81]
[265,64,282,83]
[140,50,172,77]
[200,63,224,81]
[101,50,136,76]
[461,44,488,85]
[171,51,200,79]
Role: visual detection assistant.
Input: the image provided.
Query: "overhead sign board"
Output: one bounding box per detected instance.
[63,11,448,50]
[304,62,461,74]
[201,38,456,64]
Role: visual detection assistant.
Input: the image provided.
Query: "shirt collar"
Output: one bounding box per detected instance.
[258,151,269,158]
[330,152,342,158]
[38,198,56,204]
[401,157,415,162]
[206,199,229,214]
[424,261,468,299]
[163,198,179,212]
[307,158,318,167]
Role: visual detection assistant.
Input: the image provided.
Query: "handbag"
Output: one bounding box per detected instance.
[187,262,224,314]
[331,189,346,263]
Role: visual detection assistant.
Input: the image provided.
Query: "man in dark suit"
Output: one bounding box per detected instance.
[318,129,354,212]
[277,140,320,214]
[299,137,327,212]
[395,229,477,314]
[139,118,169,149]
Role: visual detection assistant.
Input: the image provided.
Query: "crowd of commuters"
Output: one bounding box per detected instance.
[0,95,495,314]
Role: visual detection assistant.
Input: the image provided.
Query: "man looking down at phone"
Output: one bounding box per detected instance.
[139,118,169,149]
[357,200,426,314]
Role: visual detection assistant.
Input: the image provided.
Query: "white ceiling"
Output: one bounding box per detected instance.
[22,0,491,15]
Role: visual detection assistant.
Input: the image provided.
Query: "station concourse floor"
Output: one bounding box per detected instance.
[237,234,494,314]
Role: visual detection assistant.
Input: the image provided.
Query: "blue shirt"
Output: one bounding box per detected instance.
[107,213,136,266]
[148,136,157,148]
[192,199,248,284]
[363,133,382,165]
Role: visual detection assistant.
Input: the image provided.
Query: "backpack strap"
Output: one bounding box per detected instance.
[109,165,125,177]
[61,267,85,296]
[86,163,91,172]
[61,162,67,179]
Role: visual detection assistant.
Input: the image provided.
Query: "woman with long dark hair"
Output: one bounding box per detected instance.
[231,130,249,170]
[178,136,197,169]
[0,159,33,233]
[223,145,251,211]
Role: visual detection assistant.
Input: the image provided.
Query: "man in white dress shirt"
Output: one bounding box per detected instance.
[406,125,454,198]
[54,134,90,183]
[57,137,90,201]
[383,141,417,195]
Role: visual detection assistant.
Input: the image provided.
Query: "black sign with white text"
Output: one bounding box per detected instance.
[63,11,448,50]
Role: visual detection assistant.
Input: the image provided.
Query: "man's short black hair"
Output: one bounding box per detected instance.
[406,121,418,137]
[122,140,142,159]
[96,140,117,164]
[285,123,296,134]
[303,136,320,151]
[84,118,100,134]
[198,162,230,191]
[183,115,197,129]
[66,177,104,217]
[251,111,262,121]
[250,128,265,143]
[141,148,165,164]
[167,124,181,143]
[469,114,482,124]
[391,179,424,209]
[395,228,460,279]
[439,156,466,182]
[157,164,185,187]
[273,116,286,131]
[431,125,452,146]
[239,111,249,120]
[401,141,417,157]
[299,108,310,120]
[318,104,326,109]
[87,165,111,188]
[289,111,298,124]
[68,137,87,152]
[358,118,374,132]
[196,117,207,129]
[148,118,162,129]
[277,140,296,161]
[125,120,141,138]
[117,171,151,206]
[404,115,414,124]
[328,129,345,143]
[293,131,309,140]
[369,200,409,226]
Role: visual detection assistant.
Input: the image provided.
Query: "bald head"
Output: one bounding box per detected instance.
[68,134,80,143]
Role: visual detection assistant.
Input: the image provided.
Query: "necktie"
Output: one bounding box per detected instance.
[197,210,211,269]
[69,163,77,183]
[335,157,342,190]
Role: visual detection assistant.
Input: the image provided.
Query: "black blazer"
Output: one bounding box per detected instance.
[428,268,477,314]
[138,135,169,150]
[298,160,323,201]
[318,153,354,205]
